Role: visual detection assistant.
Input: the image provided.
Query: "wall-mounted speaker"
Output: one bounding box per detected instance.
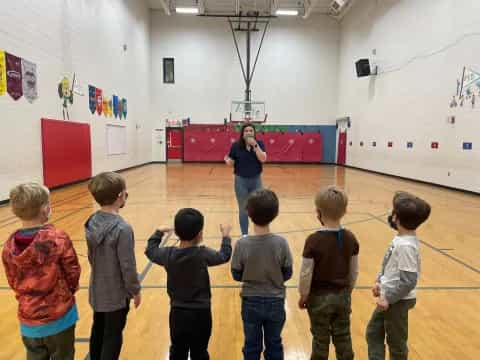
[355,59,371,77]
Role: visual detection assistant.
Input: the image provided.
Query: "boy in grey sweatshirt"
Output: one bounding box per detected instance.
[85,172,141,360]
[231,189,293,360]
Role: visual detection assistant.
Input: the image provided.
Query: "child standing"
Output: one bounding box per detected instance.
[85,172,141,359]
[145,208,232,360]
[366,191,430,360]
[298,186,359,360]
[231,189,293,360]
[2,183,81,360]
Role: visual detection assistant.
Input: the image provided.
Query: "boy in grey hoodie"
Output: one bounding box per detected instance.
[85,172,141,360]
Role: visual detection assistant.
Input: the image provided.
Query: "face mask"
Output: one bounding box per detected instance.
[387,212,398,230]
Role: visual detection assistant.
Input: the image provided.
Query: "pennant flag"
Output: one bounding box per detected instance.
[103,98,109,117]
[6,52,22,100]
[108,99,113,117]
[0,50,6,96]
[122,98,127,118]
[113,95,119,118]
[88,85,96,114]
[118,99,123,119]
[21,59,38,103]
[96,88,103,115]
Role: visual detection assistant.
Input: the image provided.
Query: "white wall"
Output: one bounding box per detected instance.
[338,0,480,192]
[150,12,340,129]
[0,0,152,201]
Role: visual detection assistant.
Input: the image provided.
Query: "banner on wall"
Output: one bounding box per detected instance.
[95,88,103,115]
[122,98,127,118]
[103,97,109,117]
[21,59,37,103]
[113,95,119,118]
[106,97,112,117]
[0,50,6,96]
[118,99,123,119]
[88,85,96,114]
[6,52,22,100]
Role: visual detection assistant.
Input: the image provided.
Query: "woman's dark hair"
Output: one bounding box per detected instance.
[238,123,257,150]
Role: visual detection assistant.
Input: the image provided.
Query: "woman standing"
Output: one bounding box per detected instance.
[225,123,267,236]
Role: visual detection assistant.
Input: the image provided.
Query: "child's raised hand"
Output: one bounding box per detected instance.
[157,227,173,237]
[220,224,232,237]
[372,283,381,297]
[156,228,174,245]
[298,295,309,310]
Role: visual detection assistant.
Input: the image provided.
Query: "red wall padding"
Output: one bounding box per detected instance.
[41,118,92,188]
[183,127,323,162]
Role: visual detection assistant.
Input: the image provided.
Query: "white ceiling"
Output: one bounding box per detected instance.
[148,0,351,17]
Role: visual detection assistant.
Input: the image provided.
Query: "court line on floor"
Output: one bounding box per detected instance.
[67,211,386,243]
[43,208,372,216]
[0,174,161,247]
[139,285,480,290]
[69,212,389,260]
[1,285,479,291]
[0,206,94,247]
[368,213,480,275]
[0,190,92,228]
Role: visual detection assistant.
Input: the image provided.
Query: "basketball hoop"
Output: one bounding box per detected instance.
[230,100,268,124]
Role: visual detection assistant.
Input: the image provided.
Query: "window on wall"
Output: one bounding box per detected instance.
[163,58,175,84]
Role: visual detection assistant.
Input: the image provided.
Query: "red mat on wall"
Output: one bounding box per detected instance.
[41,118,92,188]
[183,127,323,162]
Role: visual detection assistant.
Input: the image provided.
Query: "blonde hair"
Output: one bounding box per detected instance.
[10,183,50,220]
[315,186,348,221]
[88,172,126,206]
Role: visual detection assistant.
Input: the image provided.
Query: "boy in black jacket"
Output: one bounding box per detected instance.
[145,208,232,360]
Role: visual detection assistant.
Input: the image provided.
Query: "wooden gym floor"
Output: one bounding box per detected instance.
[0,164,479,359]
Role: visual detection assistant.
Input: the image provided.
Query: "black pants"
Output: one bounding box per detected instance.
[169,307,212,360]
[89,304,130,360]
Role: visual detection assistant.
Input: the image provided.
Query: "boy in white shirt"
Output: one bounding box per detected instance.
[366,191,431,360]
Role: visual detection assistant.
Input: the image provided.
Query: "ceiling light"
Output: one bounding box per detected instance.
[176,7,199,14]
[275,9,299,16]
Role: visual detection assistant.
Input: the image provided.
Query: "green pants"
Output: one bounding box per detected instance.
[22,325,75,360]
[366,299,416,360]
[307,291,354,360]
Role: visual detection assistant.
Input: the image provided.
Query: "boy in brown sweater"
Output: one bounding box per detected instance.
[298,186,359,360]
